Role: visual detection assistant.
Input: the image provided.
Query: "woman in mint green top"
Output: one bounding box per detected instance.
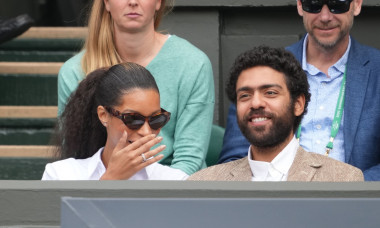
[57,0,214,175]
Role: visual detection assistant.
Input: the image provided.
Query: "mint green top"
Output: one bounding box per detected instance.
[57,35,215,175]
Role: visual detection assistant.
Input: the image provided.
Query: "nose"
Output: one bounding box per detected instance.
[319,4,333,22]
[128,0,138,7]
[137,121,153,136]
[250,93,265,110]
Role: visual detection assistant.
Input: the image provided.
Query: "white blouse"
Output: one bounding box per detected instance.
[41,147,189,180]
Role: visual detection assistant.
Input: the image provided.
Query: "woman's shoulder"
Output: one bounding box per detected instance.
[164,35,210,62]
[42,148,104,180]
[59,51,85,78]
[42,157,85,180]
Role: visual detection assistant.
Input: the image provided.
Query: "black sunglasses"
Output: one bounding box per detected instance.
[301,0,353,14]
[105,107,171,130]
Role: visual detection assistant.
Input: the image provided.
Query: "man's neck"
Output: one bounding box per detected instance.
[250,134,294,162]
[306,35,349,75]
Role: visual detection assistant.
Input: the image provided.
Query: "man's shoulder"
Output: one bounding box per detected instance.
[350,38,380,63]
[188,157,248,181]
[303,150,364,181]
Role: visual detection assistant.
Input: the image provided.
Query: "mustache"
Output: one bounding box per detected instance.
[243,108,274,121]
[314,23,338,30]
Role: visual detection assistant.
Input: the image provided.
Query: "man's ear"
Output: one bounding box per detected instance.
[294,94,306,117]
[97,105,110,127]
[296,0,304,17]
[353,0,363,16]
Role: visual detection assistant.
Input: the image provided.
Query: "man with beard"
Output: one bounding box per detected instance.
[189,46,363,181]
[219,0,380,181]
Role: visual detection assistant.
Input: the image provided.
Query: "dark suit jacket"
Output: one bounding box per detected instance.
[190,147,364,181]
[219,37,380,180]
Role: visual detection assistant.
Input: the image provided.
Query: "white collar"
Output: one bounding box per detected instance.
[247,137,299,181]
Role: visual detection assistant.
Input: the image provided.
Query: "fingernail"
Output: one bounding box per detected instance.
[157,136,163,141]
[123,131,127,137]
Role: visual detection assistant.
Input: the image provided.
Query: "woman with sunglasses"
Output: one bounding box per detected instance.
[42,62,188,180]
[57,0,214,176]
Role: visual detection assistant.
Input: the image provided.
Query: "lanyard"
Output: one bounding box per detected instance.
[296,67,347,156]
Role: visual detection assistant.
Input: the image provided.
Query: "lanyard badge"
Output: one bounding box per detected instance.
[297,66,347,156]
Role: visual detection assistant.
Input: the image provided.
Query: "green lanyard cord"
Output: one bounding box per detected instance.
[296,67,347,156]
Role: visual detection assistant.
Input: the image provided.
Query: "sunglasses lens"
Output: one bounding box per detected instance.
[302,0,323,13]
[122,115,145,130]
[149,114,169,130]
[328,0,351,14]
[301,0,351,14]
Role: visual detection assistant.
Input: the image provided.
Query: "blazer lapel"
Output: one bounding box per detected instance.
[229,157,252,181]
[343,38,370,162]
[287,147,322,181]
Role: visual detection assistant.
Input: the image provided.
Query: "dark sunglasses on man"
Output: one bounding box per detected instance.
[301,0,353,14]
[105,106,171,130]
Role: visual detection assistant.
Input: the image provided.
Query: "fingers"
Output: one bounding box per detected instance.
[127,134,159,151]
[125,135,164,156]
[139,152,164,168]
[141,145,166,161]
[113,131,128,153]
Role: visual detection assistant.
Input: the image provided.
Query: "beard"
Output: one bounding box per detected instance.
[238,102,295,150]
[308,27,349,50]
[306,12,354,50]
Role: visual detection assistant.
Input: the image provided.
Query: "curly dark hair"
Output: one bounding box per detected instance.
[226,45,311,131]
[54,62,159,160]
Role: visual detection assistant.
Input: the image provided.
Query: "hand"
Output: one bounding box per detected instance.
[100,131,165,180]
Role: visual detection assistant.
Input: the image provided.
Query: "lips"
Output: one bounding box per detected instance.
[251,117,269,123]
[246,112,273,127]
[126,12,141,18]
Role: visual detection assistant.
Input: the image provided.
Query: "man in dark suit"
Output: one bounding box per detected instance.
[189,46,363,182]
[219,0,380,181]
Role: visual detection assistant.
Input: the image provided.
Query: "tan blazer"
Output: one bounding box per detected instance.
[188,147,364,181]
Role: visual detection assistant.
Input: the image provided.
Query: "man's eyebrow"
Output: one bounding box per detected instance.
[236,84,283,93]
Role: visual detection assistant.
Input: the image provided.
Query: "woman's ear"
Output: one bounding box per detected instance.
[98,106,110,127]
[294,94,305,117]
[156,0,162,11]
[104,0,110,12]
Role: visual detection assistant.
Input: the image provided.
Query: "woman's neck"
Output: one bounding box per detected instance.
[114,27,167,67]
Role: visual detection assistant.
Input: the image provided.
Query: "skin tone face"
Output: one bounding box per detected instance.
[97,88,166,180]
[297,0,362,52]
[104,0,162,34]
[235,66,305,162]
[103,0,167,67]
[102,88,161,148]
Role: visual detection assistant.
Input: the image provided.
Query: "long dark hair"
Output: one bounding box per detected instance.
[55,62,159,159]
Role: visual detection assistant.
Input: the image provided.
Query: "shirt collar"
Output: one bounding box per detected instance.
[302,34,351,76]
[88,147,106,179]
[247,137,299,180]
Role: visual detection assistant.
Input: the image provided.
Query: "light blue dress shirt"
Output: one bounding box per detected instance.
[299,34,351,162]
